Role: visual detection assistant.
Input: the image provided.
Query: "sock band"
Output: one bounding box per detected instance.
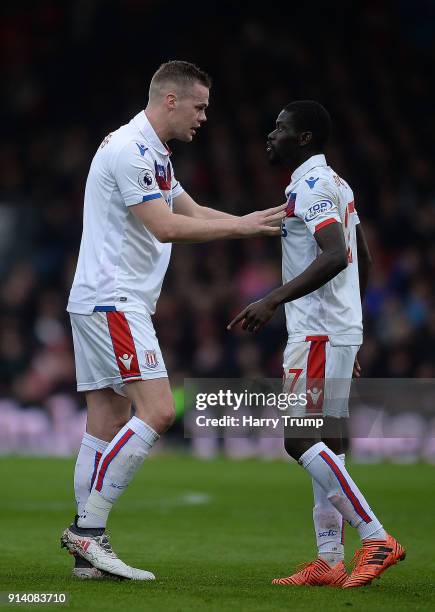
[82,432,110,454]
[299,441,327,468]
[129,415,159,445]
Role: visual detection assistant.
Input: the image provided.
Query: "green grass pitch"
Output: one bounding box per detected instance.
[1,455,434,611]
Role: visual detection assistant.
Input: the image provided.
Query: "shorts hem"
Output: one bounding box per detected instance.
[77,371,168,391]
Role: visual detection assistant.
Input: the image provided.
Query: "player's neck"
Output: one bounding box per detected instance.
[144,107,172,144]
[288,150,322,175]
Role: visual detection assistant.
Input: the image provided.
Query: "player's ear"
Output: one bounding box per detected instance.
[299,131,312,147]
[166,92,177,110]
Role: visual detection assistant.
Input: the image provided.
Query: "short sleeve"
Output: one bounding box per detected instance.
[114,143,163,206]
[354,207,360,225]
[295,182,341,235]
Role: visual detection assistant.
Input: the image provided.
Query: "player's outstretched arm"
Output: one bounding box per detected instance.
[173,192,237,220]
[131,196,286,243]
[228,222,348,332]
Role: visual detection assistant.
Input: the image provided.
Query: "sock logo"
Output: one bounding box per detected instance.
[110,482,127,490]
[318,529,338,537]
[118,353,133,370]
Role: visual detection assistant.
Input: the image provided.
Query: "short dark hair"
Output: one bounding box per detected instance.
[151,60,212,93]
[284,100,332,149]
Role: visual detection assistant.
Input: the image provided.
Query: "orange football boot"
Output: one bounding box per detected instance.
[342,533,406,588]
[272,558,347,587]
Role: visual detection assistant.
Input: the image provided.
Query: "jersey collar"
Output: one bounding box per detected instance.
[291,154,327,183]
[133,111,170,156]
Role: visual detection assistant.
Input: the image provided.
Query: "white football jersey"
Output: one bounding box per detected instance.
[281,154,362,345]
[67,111,184,315]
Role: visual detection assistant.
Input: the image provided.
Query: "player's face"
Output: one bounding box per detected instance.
[172,82,209,142]
[266,111,299,165]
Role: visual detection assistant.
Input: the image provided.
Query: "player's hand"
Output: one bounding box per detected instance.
[227,297,278,332]
[239,204,287,236]
[353,355,361,378]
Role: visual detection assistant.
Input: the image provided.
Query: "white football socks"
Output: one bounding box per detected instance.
[74,432,109,516]
[301,442,386,542]
[312,452,345,564]
[78,416,159,529]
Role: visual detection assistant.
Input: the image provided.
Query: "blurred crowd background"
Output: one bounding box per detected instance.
[1,1,434,458]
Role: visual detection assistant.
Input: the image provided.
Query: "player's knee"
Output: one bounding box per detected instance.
[134,401,175,433]
[284,437,301,461]
[284,437,318,462]
[149,404,175,433]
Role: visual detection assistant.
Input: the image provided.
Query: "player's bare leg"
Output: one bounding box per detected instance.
[123,377,176,434]
[86,388,133,442]
[62,379,174,580]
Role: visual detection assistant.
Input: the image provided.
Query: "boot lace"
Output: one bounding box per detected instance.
[95,533,117,558]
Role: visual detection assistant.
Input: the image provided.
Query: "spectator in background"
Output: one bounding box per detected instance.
[0,2,434,459]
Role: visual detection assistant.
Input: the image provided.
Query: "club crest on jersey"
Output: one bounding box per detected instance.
[144,350,158,369]
[154,161,172,191]
[138,168,157,191]
[285,192,297,217]
[304,199,334,222]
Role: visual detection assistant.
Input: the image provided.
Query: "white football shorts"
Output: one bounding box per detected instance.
[70,310,167,395]
[283,335,359,418]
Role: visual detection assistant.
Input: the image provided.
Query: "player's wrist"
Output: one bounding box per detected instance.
[235,218,256,237]
[266,291,283,309]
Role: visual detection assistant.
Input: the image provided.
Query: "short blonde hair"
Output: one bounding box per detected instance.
[149,60,212,100]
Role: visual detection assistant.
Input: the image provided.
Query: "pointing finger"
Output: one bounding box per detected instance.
[227,309,248,330]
